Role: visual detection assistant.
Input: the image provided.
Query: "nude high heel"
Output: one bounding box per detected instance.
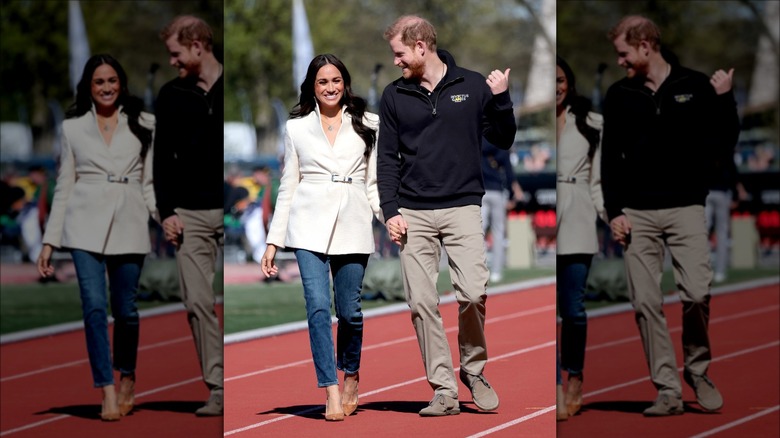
[565,374,583,416]
[342,372,359,416]
[117,373,135,416]
[324,386,345,421]
[100,385,120,421]
[556,384,568,421]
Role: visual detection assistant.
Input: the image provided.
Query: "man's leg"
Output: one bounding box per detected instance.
[440,205,498,411]
[665,205,722,411]
[623,208,683,416]
[176,208,224,416]
[398,208,460,416]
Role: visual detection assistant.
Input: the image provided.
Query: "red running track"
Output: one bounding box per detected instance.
[0,306,223,438]
[224,284,557,437]
[557,281,780,438]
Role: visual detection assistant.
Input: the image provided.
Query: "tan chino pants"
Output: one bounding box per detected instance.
[176,208,224,395]
[399,205,490,398]
[624,205,713,397]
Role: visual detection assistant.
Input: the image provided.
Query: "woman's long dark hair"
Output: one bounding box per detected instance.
[557,56,600,160]
[290,54,376,158]
[66,54,153,158]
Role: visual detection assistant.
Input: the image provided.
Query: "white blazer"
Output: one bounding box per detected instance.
[43,107,158,255]
[556,109,607,255]
[266,106,382,254]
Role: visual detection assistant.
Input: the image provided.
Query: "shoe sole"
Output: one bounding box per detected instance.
[643,409,684,417]
[419,409,460,417]
[698,400,724,411]
[473,399,499,411]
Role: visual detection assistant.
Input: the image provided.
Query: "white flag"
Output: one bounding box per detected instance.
[292,0,314,94]
[68,0,91,96]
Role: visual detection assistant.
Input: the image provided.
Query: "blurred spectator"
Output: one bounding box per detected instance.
[523,143,552,172]
[8,165,54,262]
[481,138,523,283]
[747,144,776,171]
[705,147,740,283]
[235,166,277,263]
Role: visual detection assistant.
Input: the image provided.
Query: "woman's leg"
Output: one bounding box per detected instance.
[557,254,592,377]
[106,253,145,416]
[331,253,368,375]
[331,253,368,415]
[295,249,338,387]
[557,253,593,416]
[71,249,113,388]
[106,254,144,378]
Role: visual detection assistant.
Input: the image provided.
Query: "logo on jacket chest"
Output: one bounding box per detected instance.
[450,94,469,103]
[674,94,693,103]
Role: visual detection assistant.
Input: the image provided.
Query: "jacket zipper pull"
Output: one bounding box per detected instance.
[656,107,660,115]
[432,107,437,116]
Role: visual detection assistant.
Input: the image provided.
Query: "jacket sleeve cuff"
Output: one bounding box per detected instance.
[381,203,400,224]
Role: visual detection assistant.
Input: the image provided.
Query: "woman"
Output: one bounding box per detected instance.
[261,54,381,422]
[37,54,157,421]
[555,56,607,421]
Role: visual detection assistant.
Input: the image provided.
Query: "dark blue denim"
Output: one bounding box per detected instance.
[295,249,368,387]
[556,253,592,384]
[71,249,144,387]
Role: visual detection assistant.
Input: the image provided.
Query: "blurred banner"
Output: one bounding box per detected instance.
[68,0,90,96]
[292,0,314,94]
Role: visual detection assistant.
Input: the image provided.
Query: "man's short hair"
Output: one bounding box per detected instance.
[160,15,213,51]
[608,15,661,51]
[384,15,437,51]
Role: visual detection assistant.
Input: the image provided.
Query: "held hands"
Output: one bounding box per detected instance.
[260,244,278,278]
[486,68,511,95]
[37,244,55,278]
[609,215,632,247]
[710,68,734,95]
[385,214,408,246]
[162,215,184,249]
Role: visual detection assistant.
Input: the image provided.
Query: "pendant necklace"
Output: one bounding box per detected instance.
[322,113,341,131]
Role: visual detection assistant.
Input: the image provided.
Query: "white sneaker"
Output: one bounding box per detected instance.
[489,272,503,283]
[713,272,726,283]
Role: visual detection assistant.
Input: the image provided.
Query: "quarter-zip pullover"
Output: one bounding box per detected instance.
[153,74,224,220]
[601,64,740,221]
[377,50,516,220]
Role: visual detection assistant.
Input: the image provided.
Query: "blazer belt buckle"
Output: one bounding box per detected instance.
[331,174,352,184]
[107,175,129,184]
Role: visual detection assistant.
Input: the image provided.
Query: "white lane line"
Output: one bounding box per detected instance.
[223,277,557,344]
[0,336,191,382]
[688,405,780,438]
[584,305,780,353]
[224,304,555,382]
[224,341,557,436]
[466,341,779,437]
[466,406,556,438]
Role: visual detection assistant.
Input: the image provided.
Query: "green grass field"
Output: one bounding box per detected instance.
[3,264,776,336]
[223,267,555,334]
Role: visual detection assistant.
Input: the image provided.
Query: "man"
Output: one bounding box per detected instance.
[153,15,224,416]
[377,15,516,416]
[601,15,739,416]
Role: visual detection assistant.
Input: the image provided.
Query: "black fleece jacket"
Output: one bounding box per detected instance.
[153,74,224,220]
[601,64,740,221]
[377,50,516,221]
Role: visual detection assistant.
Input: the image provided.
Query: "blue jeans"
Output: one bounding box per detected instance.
[556,254,592,384]
[295,249,368,387]
[71,249,145,387]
